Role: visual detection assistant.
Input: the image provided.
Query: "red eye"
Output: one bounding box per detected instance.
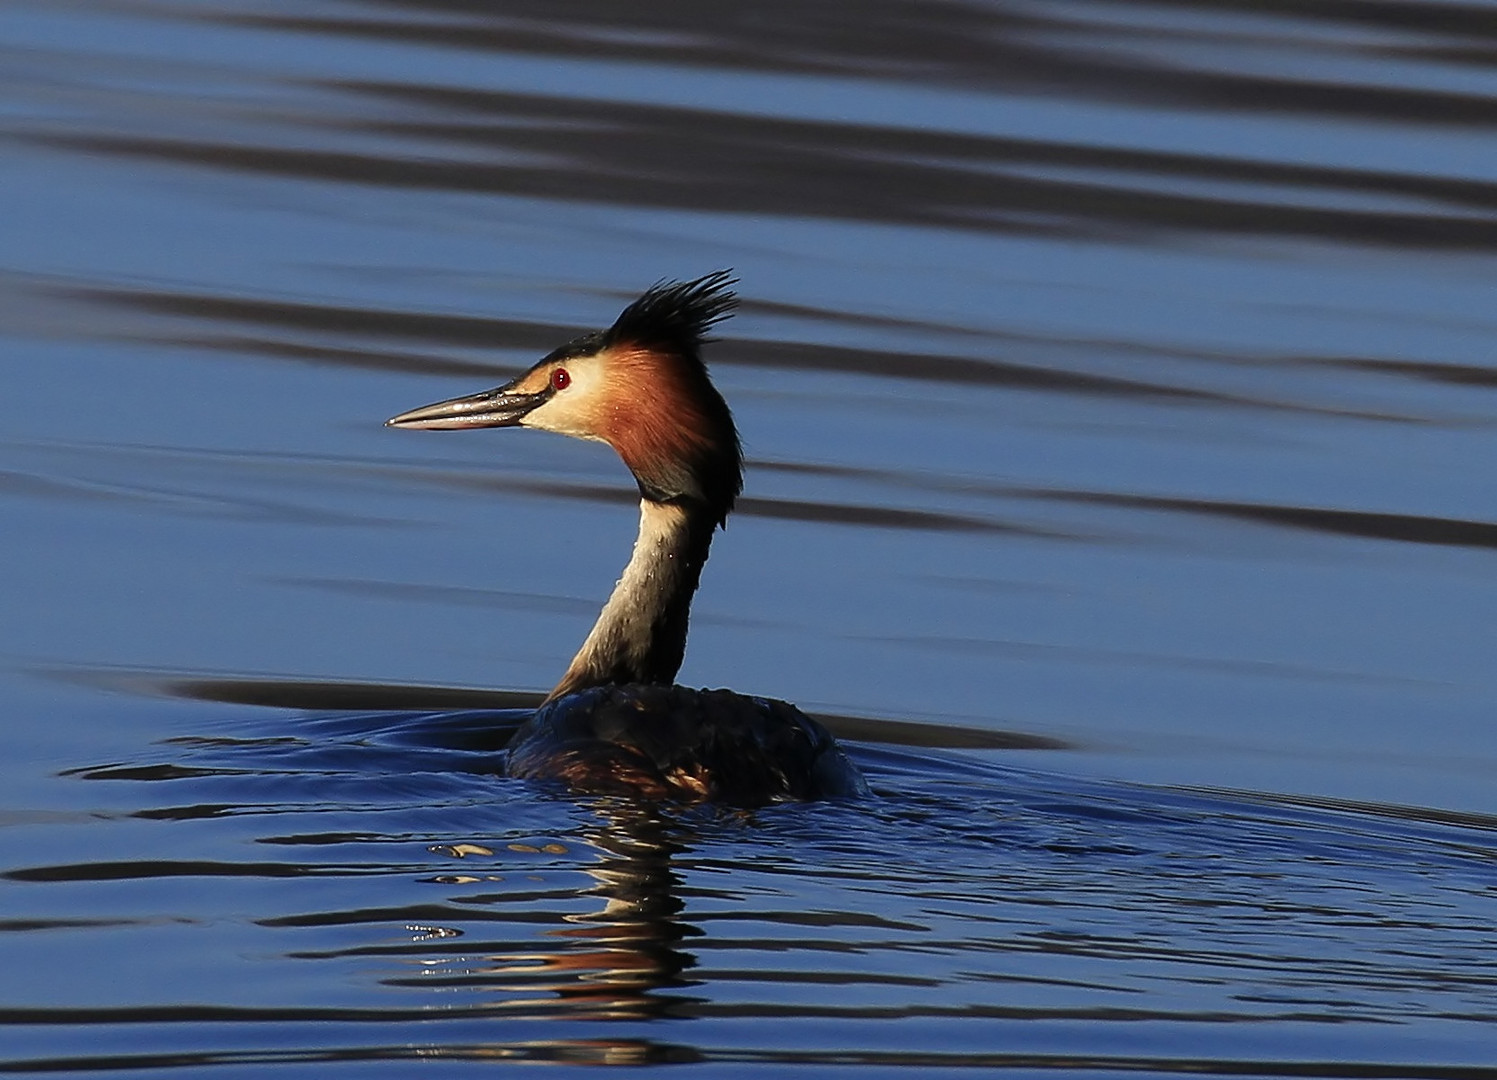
[550,368,571,391]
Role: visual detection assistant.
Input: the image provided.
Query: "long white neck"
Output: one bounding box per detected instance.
[546,499,717,702]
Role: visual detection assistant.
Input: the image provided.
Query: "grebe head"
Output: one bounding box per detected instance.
[387,271,743,527]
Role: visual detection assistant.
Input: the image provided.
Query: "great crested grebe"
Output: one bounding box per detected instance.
[388,272,867,805]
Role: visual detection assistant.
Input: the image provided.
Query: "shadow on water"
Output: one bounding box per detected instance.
[55,281,1251,404]
[49,85,1497,249]
[31,0,1497,254]
[65,670,1070,751]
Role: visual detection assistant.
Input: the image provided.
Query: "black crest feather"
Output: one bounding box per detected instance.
[602,270,738,356]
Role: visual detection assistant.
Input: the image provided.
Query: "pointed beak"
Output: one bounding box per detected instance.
[386,382,549,430]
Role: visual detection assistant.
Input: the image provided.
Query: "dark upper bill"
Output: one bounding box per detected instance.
[386,384,549,430]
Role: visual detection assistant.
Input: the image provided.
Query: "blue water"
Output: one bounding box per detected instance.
[7,700,1497,1074]
[3,0,1497,1073]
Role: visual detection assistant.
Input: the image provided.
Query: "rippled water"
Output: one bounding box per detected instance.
[10,698,1497,1074]
[3,0,1497,1074]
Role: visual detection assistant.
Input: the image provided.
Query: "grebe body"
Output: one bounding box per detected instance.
[509,685,865,803]
[388,272,867,805]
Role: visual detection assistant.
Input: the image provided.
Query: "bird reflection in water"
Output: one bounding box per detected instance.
[409,801,713,1047]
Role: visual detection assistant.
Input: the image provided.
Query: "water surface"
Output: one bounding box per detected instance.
[3,0,1497,1074]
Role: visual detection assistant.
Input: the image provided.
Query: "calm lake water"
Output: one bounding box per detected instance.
[3,0,1497,1075]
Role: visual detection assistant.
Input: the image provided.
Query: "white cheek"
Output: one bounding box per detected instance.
[521,362,607,440]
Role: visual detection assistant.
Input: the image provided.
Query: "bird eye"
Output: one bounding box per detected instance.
[550,368,571,392]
